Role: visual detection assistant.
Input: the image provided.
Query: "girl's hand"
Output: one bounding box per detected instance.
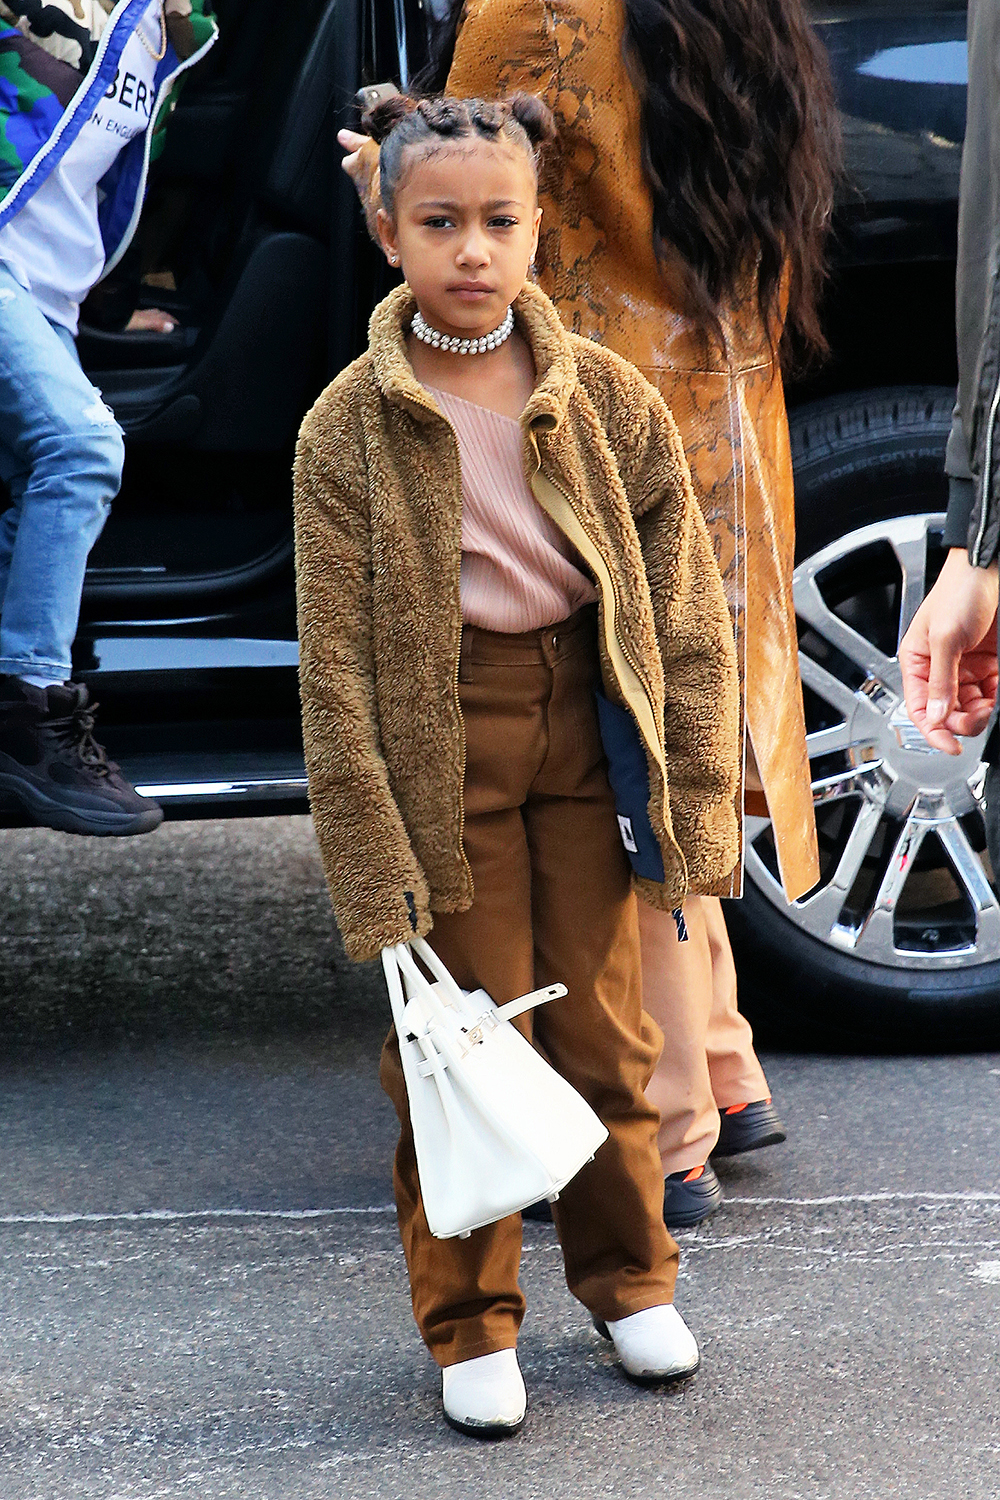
[898,548,999,755]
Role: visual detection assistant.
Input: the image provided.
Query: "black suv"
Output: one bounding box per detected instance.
[16,0,981,1044]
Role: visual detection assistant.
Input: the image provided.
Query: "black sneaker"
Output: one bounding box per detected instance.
[711,1098,787,1159]
[663,1163,723,1227]
[0,677,163,836]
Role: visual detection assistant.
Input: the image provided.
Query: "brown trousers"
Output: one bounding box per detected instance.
[379,608,679,1368]
[641,897,770,1175]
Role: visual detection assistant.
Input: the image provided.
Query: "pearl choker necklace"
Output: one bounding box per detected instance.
[411,306,514,355]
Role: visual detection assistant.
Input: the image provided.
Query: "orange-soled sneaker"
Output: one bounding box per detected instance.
[711,1098,787,1159]
[662,1162,723,1227]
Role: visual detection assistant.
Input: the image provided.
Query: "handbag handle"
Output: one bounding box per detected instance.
[394,942,462,1027]
[381,944,410,1033]
[406,936,467,1007]
[390,940,567,1026]
[495,984,566,1022]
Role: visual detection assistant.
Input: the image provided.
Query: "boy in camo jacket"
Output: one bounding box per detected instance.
[0,0,215,835]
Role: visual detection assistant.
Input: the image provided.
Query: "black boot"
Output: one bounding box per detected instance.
[0,676,163,836]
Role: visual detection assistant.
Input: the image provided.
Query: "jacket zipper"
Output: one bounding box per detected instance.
[451,634,473,894]
[531,455,658,733]
[0,1,218,261]
[528,451,681,879]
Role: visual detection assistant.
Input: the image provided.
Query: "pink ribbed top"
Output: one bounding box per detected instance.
[428,386,598,633]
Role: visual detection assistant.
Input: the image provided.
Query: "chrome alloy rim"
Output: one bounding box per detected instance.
[745,513,1000,971]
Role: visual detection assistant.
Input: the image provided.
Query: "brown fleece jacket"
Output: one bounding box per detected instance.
[294,280,740,963]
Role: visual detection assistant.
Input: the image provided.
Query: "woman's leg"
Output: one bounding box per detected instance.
[703,897,771,1107]
[641,895,772,1178]
[639,896,720,1174]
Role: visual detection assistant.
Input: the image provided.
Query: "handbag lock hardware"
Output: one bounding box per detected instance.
[464,1010,500,1048]
[412,1010,499,1077]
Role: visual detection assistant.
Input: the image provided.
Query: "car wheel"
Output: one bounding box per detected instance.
[727,386,1000,1047]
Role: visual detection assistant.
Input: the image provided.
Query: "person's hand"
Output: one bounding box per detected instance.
[338,131,382,238]
[338,129,373,194]
[125,307,177,333]
[898,547,999,754]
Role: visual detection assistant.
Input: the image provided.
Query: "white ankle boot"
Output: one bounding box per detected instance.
[596,1304,700,1383]
[441,1348,527,1436]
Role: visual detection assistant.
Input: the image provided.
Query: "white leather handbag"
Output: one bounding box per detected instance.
[382,937,610,1240]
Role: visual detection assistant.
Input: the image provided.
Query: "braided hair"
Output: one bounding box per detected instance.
[363,93,557,219]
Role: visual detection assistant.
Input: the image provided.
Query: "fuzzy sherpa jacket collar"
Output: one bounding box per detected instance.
[367,279,575,433]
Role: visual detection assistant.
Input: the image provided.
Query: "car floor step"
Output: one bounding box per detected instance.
[117,750,309,812]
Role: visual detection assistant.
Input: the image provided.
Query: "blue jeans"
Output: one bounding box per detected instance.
[0,264,124,682]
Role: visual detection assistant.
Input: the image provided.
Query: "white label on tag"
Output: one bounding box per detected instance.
[617,815,638,853]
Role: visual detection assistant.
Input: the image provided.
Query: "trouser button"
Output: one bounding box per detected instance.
[551,633,559,650]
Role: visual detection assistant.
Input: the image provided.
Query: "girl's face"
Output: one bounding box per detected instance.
[377,137,542,341]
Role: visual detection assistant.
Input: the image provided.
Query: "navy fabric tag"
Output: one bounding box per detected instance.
[594,690,666,883]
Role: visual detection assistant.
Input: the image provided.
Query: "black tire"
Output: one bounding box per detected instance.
[727,386,1000,1049]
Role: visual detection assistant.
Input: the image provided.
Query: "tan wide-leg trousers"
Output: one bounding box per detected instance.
[641,895,770,1174]
[379,609,679,1368]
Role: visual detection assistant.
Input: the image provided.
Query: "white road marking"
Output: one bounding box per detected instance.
[0,1206,397,1227]
[972,1261,1000,1283]
[0,1191,997,1231]
[724,1192,1000,1206]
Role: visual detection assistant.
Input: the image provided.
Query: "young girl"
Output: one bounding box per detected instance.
[293,93,740,1438]
[342,0,839,1219]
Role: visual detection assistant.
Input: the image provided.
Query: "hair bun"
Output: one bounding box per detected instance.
[369,90,555,219]
[362,94,416,143]
[506,93,557,149]
[416,97,469,136]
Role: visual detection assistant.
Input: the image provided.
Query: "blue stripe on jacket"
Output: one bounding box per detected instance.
[0,0,155,233]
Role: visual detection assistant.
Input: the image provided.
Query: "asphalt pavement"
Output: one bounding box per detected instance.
[1,816,999,1499]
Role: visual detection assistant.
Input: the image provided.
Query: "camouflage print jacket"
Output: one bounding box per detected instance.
[0,0,216,280]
